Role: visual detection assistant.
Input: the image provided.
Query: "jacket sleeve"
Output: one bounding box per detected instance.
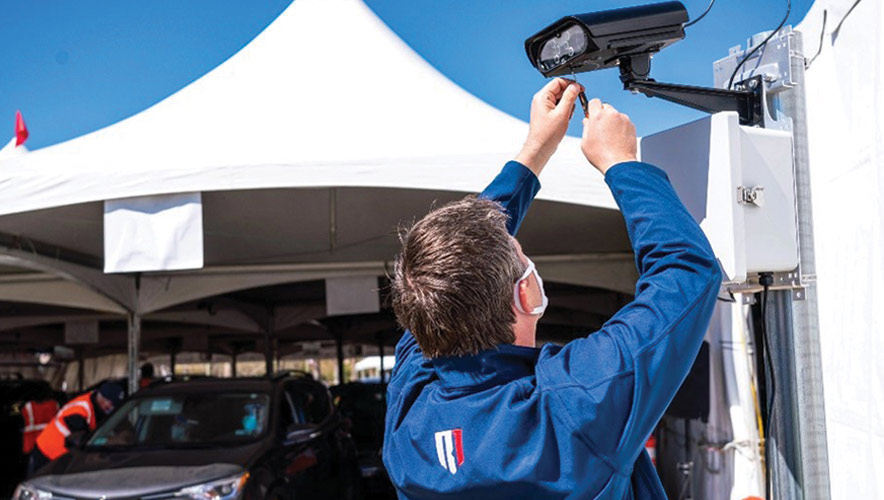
[536,161,721,469]
[63,414,89,433]
[391,161,540,376]
[479,160,542,236]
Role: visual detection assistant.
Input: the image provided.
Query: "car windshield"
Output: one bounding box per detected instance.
[88,392,269,448]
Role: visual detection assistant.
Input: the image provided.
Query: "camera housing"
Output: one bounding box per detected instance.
[524,1,688,78]
[523,1,763,126]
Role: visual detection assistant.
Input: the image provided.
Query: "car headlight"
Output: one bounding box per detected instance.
[174,473,249,500]
[13,483,53,500]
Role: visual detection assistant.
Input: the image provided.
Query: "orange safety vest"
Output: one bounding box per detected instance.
[35,393,97,460]
[21,399,59,454]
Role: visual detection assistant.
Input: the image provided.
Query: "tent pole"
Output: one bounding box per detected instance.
[275,337,281,373]
[126,312,141,396]
[335,332,345,385]
[377,333,385,384]
[231,351,237,378]
[170,351,176,375]
[263,308,275,378]
[77,348,85,391]
[263,327,274,378]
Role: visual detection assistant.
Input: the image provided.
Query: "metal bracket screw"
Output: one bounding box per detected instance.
[737,186,765,207]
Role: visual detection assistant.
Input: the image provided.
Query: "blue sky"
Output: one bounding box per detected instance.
[0,0,813,150]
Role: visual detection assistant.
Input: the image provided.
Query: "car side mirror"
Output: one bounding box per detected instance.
[65,431,89,450]
[285,424,321,445]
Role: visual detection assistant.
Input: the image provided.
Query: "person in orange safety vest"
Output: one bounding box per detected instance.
[21,398,59,454]
[28,381,125,477]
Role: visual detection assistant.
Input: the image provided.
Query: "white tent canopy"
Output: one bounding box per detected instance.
[0,0,614,216]
[0,137,27,160]
[0,0,636,360]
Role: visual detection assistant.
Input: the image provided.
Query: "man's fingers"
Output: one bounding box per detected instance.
[543,77,571,97]
[585,98,603,118]
[536,77,577,106]
[554,83,581,115]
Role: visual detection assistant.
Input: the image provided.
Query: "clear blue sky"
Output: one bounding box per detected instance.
[0,0,813,150]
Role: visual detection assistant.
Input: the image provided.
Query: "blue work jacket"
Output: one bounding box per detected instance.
[383,160,721,499]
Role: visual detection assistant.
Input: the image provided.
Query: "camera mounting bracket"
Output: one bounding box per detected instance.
[722,269,813,303]
[617,54,764,126]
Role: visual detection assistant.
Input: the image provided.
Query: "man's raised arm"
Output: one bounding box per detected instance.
[536,99,721,470]
[484,77,583,236]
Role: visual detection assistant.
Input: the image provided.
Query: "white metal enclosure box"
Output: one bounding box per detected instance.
[640,111,797,283]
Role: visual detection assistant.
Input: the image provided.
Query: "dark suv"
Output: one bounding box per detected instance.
[15,374,359,500]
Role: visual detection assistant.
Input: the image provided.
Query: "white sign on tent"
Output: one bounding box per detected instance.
[104,192,204,273]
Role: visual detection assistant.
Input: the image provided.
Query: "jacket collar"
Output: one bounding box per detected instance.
[431,343,540,390]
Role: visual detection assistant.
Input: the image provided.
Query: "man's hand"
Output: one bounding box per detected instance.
[581,99,637,175]
[515,78,583,176]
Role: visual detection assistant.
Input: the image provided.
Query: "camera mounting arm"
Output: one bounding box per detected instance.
[618,54,763,126]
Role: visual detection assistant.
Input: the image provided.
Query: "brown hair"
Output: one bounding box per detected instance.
[392,196,523,358]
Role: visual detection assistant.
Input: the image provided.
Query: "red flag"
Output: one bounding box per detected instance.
[15,110,28,146]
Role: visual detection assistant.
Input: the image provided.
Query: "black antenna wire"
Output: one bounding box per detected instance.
[684,0,716,28]
[833,0,863,35]
[805,10,828,70]
[806,0,863,70]
[727,0,792,89]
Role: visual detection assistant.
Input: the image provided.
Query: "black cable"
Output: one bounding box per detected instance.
[758,273,776,500]
[805,10,828,70]
[684,0,716,28]
[759,275,776,421]
[806,0,863,70]
[727,0,792,89]
[833,0,863,35]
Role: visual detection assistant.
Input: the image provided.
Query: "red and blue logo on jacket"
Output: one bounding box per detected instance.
[434,428,464,474]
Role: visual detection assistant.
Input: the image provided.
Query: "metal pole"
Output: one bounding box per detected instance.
[170,351,176,375]
[779,29,831,500]
[231,352,237,378]
[714,27,830,500]
[127,313,141,396]
[764,290,803,499]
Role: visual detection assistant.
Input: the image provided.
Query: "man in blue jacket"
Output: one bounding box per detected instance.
[383,78,721,499]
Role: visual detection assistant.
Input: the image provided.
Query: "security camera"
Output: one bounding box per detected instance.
[523,1,763,126]
[524,1,688,78]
